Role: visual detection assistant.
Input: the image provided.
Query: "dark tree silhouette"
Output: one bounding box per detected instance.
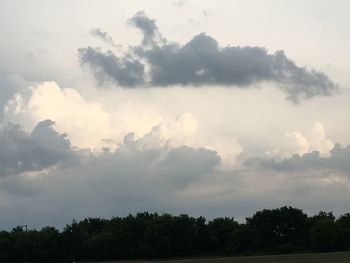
[0,206,349,262]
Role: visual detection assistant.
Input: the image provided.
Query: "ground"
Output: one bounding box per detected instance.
[83,251,350,263]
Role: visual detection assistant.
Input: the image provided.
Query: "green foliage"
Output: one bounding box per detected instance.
[207,217,240,254]
[309,218,337,252]
[0,207,349,262]
[246,206,308,253]
[336,213,350,249]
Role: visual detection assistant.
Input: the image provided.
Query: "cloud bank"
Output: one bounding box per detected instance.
[79,11,338,103]
[0,118,224,228]
[0,92,348,228]
[1,118,349,229]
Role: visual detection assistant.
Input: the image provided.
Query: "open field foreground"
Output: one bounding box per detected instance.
[83,251,350,263]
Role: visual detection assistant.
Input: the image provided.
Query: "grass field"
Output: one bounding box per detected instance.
[83,251,350,263]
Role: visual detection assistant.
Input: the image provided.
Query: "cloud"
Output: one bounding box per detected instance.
[248,143,350,175]
[4,81,111,149]
[267,121,334,158]
[143,112,198,147]
[0,120,72,178]
[138,33,338,103]
[3,83,241,161]
[0,118,349,229]
[90,28,116,47]
[0,124,221,228]
[31,119,71,151]
[125,112,242,169]
[79,47,145,87]
[78,12,338,103]
[128,11,161,45]
[157,146,220,187]
[2,126,350,229]
[111,132,221,186]
[0,73,32,119]
[2,2,350,231]
[289,122,334,156]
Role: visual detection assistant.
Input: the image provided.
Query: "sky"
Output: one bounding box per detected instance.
[0,0,350,229]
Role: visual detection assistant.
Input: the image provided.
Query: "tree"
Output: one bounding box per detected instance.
[309,218,337,252]
[246,206,308,253]
[33,227,62,262]
[336,213,350,250]
[207,217,240,254]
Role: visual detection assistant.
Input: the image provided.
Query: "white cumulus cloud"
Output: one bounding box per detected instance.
[4,82,112,149]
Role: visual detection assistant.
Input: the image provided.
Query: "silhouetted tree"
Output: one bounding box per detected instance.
[309,213,337,252]
[0,207,349,262]
[207,217,240,254]
[246,206,308,253]
[336,213,350,250]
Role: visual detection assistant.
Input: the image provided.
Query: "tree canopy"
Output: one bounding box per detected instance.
[0,207,349,262]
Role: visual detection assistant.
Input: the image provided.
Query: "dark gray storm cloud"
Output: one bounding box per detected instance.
[78,47,145,87]
[0,120,349,229]
[0,128,222,228]
[137,33,337,102]
[248,143,350,173]
[156,146,220,187]
[90,28,116,46]
[0,120,72,177]
[79,12,338,103]
[128,11,159,45]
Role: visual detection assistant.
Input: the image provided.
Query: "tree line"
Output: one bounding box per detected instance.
[1,206,350,262]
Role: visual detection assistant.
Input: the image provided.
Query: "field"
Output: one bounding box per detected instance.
[84,251,350,263]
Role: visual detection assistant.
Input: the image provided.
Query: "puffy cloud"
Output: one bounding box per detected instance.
[248,143,350,175]
[78,12,338,103]
[79,47,145,87]
[128,11,161,45]
[31,119,71,151]
[4,82,111,149]
[137,33,337,103]
[2,127,350,228]
[143,112,198,147]
[130,112,242,169]
[0,118,350,228]
[287,122,334,157]
[204,136,242,169]
[0,120,72,178]
[307,122,335,155]
[267,121,334,158]
[3,83,241,161]
[0,124,221,228]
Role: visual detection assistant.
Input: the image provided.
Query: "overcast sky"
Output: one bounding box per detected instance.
[1,0,350,229]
